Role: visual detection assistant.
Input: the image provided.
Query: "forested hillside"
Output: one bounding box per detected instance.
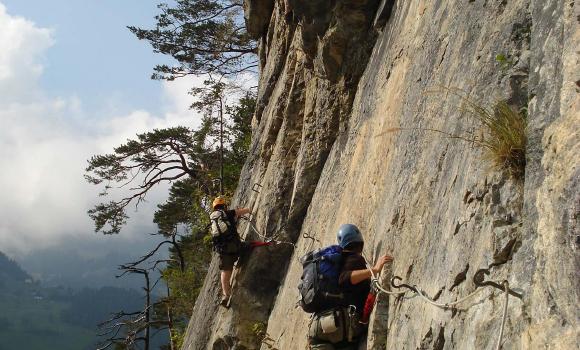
[0,250,164,350]
[0,251,30,283]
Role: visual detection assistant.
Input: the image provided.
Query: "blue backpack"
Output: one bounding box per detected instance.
[298,245,345,313]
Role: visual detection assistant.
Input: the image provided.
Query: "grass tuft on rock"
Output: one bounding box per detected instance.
[460,98,527,179]
[378,88,528,180]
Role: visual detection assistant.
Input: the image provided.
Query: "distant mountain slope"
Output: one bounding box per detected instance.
[0,251,30,283]
[0,250,167,349]
[16,237,167,290]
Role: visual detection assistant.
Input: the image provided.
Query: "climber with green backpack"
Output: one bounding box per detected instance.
[210,196,251,307]
[299,224,393,349]
[210,196,277,307]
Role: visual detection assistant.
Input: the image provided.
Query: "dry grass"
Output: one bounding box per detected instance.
[462,99,527,179]
[377,88,527,179]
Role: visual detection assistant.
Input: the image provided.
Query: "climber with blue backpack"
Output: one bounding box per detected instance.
[299,224,393,349]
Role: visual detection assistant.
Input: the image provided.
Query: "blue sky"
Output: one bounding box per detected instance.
[0,0,204,258]
[1,0,171,116]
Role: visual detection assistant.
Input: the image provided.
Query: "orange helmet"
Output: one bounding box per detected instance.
[212,196,227,209]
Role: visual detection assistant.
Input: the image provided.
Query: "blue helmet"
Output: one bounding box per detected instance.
[336,224,364,249]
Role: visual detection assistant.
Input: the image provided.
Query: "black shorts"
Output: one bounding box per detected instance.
[219,253,239,270]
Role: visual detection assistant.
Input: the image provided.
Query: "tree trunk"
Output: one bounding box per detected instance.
[144,272,150,350]
[166,285,175,350]
[219,96,224,195]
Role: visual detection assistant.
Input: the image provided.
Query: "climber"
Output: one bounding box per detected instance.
[209,196,251,307]
[308,224,393,350]
[284,0,293,23]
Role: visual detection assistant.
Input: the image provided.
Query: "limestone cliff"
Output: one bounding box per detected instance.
[182,1,578,349]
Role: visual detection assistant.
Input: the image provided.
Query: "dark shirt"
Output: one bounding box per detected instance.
[338,251,371,312]
[224,209,237,226]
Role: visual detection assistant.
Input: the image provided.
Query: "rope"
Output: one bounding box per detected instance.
[382,268,513,349]
[414,286,485,309]
[372,278,408,296]
[495,281,510,350]
[362,255,407,296]
[362,255,489,305]
[241,216,296,248]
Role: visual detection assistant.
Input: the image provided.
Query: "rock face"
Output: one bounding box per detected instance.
[182,1,579,349]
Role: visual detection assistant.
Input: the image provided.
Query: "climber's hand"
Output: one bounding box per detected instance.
[372,255,394,274]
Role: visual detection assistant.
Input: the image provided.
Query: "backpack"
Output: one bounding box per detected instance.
[210,210,240,255]
[298,245,345,313]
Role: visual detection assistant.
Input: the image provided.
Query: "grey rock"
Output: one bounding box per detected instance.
[182,0,579,349]
[244,0,275,39]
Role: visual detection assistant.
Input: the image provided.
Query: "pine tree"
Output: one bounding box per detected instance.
[128,0,257,80]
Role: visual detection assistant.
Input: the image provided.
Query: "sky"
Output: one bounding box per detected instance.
[0,0,205,259]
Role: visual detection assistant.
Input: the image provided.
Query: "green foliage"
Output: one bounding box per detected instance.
[127,0,257,80]
[86,88,255,234]
[251,321,266,340]
[227,92,255,165]
[87,201,129,235]
[85,127,212,234]
[156,230,212,348]
[151,89,255,233]
[171,327,186,350]
[154,179,199,236]
[163,231,211,314]
[152,92,254,347]
[85,84,255,350]
[495,53,514,71]
[86,2,258,348]
[250,321,278,349]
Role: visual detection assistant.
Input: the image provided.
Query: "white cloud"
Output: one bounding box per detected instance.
[0,4,201,256]
[0,3,53,103]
